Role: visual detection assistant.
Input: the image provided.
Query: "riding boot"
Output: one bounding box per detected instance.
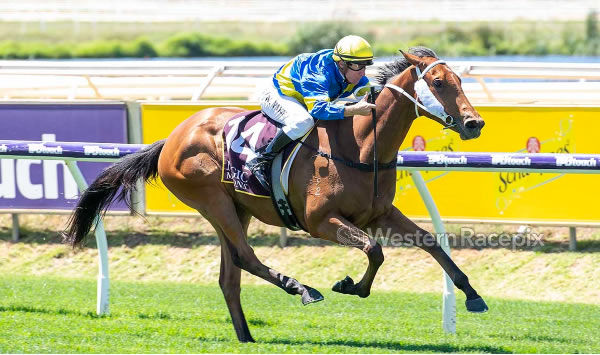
[246,130,294,190]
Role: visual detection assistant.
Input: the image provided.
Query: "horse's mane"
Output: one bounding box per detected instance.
[374,46,438,86]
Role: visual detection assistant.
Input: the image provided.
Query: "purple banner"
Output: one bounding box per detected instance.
[0,140,145,160]
[0,103,128,211]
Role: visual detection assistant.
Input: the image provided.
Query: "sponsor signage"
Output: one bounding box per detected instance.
[27,143,63,155]
[395,152,599,170]
[0,140,142,160]
[0,103,128,211]
[427,153,468,165]
[555,156,597,167]
[394,105,600,224]
[491,154,531,166]
[83,145,121,157]
[140,103,600,224]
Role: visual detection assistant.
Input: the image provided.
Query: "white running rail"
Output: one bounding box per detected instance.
[0,60,599,103]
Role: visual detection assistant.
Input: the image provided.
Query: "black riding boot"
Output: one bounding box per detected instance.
[246,130,294,190]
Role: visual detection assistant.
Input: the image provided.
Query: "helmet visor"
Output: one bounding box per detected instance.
[345,60,373,71]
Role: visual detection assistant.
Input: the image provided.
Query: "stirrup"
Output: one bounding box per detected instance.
[248,160,271,190]
[247,155,274,190]
[247,130,292,190]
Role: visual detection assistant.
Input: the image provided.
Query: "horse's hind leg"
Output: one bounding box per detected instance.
[375,207,488,313]
[185,187,323,307]
[314,215,384,298]
[216,213,254,343]
[219,246,255,342]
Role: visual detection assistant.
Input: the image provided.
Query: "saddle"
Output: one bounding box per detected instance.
[222,110,306,231]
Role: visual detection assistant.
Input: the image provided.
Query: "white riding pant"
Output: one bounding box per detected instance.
[257,83,314,140]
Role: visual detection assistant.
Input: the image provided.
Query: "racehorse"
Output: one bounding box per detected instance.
[63,47,487,343]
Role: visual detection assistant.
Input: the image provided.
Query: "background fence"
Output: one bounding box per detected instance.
[0,0,597,22]
[1,59,599,103]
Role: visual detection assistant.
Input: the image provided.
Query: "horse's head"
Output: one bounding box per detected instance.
[381,48,485,140]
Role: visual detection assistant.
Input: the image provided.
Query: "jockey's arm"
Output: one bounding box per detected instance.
[303,74,375,120]
[309,95,375,119]
[343,97,376,117]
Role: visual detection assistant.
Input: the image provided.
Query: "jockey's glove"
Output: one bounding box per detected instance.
[344,100,376,117]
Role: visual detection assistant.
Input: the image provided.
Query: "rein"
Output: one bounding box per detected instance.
[370,86,379,197]
[298,140,397,172]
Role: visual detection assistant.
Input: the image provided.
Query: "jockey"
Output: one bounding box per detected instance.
[247,35,377,189]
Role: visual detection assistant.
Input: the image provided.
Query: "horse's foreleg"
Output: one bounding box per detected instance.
[314,215,384,298]
[375,207,488,312]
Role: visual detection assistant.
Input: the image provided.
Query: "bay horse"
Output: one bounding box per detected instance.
[63,47,487,343]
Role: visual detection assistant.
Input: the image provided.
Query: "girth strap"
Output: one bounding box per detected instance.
[270,153,305,231]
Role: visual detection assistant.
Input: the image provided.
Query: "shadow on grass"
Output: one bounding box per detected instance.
[2,224,600,253]
[0,226,330,249]
[0,304,103,318]
[487,332,588,345]
[262,337,511,353]
[0,304,201,323]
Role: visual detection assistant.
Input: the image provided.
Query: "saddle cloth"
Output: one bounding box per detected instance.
[220,110,300,197]
[222,110,307,231]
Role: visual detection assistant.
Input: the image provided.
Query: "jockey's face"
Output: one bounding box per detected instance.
[338,61,367,85]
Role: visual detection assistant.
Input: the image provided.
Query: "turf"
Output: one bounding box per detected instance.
[0,275,598,353]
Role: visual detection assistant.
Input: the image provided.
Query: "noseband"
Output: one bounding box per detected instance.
[384,60,457,129]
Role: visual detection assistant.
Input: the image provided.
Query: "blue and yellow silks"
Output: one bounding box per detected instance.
[272,49,371,120]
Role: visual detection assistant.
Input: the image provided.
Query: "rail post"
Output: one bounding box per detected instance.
[411,170,456,334]
[65,160,110,315]
[569,227,577,251]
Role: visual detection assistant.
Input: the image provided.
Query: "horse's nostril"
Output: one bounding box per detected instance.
[465,119,481,130]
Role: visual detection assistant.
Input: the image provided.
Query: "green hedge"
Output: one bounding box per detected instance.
[0,18,598,59]
[158,32,286,57]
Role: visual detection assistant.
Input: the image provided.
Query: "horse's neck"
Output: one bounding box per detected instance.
[355,74,417,164]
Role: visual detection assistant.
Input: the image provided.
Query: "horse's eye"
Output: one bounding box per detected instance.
[433,79,443,88]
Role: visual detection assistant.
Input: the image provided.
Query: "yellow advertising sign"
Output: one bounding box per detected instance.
[141,102,259,214]
[142,103,600,224]
[395,106,600,225]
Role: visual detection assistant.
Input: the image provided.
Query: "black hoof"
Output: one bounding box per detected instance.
[466,297,489,313]
[332,275,355,294]
[301,286,324,305]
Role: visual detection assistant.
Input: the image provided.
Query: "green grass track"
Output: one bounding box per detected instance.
[1,275,598,353]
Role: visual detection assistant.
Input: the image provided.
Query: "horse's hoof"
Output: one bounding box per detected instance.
[357,289,370,298]
[302,286,324,305]
[332,275,354,294]
[466,297,489,313]
[238,336,256,343]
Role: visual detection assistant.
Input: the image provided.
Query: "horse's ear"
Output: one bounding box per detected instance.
[399,49,422,68]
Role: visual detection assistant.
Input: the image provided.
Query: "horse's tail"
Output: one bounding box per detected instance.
[62,139,166,247]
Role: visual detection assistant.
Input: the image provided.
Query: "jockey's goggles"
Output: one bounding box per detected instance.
[345,61,371,71]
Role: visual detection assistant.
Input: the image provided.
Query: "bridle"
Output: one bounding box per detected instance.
[383,60,457,130]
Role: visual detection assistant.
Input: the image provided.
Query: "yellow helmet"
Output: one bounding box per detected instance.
[332,35,374,65]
